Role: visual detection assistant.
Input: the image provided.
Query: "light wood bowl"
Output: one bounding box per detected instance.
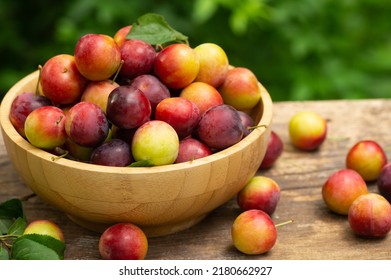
[0,71,272,237]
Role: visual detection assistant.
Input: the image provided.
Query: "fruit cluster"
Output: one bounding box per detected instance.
[265,110,391,239]
[8,14,264,167]
[249,110,391,256]
[281,109,391,238]
[322,139,391,238]
[232,176,287,255]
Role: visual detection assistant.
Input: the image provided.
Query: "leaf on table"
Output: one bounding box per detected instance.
[127,13,188,47]
[0,198,24,218]
[0,219,13,235]
[8,217,27,236]
[11,234,65,260]
[0,199,25,234]
[0,245,10,260]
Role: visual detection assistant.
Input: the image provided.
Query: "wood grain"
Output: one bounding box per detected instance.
[1,98,391,259]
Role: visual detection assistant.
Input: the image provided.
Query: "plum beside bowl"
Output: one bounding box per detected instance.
[0,71,272,237]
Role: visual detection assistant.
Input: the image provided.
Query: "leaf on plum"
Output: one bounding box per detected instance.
[127,13,188,47]
[11,234,65,260]
[128,160,155,167]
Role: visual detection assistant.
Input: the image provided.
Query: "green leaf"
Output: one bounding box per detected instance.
[0,199,24,218]
[0,199,24,234]
[8,217,27,236]
[128,160,155,167]
[0,219,13,235]
[0,245,10,260]
[127,13,188,47]
[11,234,65,260]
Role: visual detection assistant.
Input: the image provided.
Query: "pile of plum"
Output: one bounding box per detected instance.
[9,20,263,167]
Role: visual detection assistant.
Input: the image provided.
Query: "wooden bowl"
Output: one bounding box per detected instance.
[0,71,272,237]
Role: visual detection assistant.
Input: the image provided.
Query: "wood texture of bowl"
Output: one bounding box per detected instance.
[0,71,272,237]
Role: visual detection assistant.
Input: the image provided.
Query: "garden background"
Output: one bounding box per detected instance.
[1,0,390,101]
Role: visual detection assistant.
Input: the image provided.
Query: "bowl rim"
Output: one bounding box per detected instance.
[0,70,273,174]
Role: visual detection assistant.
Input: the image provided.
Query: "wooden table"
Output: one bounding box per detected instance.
[1,99,391,260]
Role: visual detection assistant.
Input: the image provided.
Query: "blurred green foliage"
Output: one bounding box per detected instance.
[1,0,391,102]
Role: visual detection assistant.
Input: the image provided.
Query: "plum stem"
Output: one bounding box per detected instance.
[0,234,19,240]
[155,44,163,51]
[20,192,36,201]
[51,149,69,161]
[275,219,294,228]
[35,65,43,96]
[111,60,124,84]
[56,115,64,125]
[0,234,20,249]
